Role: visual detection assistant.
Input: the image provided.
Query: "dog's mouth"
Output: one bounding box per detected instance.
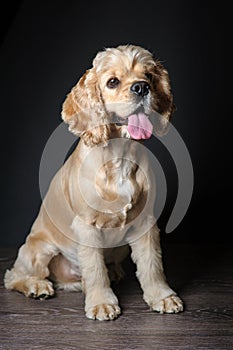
[114,109,153,140]
[115,116,128,126]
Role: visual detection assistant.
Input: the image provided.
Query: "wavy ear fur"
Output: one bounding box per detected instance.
[62,68,111,146]
[150,61,176,136]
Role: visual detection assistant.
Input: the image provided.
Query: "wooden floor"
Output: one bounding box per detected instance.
[0,242,232,350]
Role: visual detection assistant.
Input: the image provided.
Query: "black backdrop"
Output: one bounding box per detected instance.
[0,1,228,245]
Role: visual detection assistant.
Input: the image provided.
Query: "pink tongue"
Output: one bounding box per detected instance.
[127,112,153,140]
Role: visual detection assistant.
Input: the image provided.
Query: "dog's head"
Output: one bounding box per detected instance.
[62,45,175,146]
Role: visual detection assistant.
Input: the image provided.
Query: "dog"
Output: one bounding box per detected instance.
[4,45,183,320]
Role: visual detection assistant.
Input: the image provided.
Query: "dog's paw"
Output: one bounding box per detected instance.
[25,278,54,299]
[150,295,184,314]
[86,303,121,321]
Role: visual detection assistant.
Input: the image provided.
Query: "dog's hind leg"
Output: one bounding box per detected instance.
[48,253,83,292]
[4,233,57,299]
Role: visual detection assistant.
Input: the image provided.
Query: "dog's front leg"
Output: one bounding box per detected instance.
[78,245,121,320]
[130,224,183,313]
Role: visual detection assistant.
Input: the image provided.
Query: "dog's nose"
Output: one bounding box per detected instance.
[130,81,150,97]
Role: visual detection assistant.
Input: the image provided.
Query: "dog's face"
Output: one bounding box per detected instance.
[93,46,155,118]
[62,45,175,146]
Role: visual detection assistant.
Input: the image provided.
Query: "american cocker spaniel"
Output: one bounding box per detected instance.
[4,45,183,320]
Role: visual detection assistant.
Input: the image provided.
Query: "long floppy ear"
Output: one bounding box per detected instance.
[150,61,176,136]
[61,68,111,146]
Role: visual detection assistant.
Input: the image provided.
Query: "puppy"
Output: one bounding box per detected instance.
[4,45,183,320]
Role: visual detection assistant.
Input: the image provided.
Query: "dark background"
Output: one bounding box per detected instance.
[0,1,228,245]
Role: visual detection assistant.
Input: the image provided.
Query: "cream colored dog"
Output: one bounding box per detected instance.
[4,45,183,320]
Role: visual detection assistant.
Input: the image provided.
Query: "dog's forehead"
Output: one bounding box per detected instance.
[93,46,155,74]
[103,60,146,77]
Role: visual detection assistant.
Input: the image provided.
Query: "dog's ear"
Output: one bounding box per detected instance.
[149,61,176,136]
[62,68,111,146]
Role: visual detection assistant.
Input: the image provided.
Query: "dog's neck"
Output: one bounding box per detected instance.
[78,126,142,209]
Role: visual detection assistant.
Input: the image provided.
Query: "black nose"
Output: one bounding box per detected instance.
[130,81,150,97]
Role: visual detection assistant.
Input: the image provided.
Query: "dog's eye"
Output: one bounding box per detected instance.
[107,77,120,88]
[145,73,152,81]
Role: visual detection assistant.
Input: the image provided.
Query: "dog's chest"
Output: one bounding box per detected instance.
[96,158,138,206]
[74,140,148,231]
[116,174,134,201]
[89,157,141,228]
